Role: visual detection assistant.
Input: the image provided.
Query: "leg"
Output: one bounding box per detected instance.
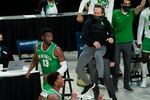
[122,43,133,91]
[76,45,95,85]
[88,58,99,100]
[95,46,106,78]
[141,52,149,87]
[113,43,121,91]
[103,59,117,99]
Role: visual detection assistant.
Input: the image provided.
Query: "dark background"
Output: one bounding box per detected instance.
[0,0,149,16]
[0,0,81,16]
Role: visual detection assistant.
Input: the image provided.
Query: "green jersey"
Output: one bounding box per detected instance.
[97,0,109,8]
[112,9,134,43]
[44,88,62,100]
[36,42,60,75]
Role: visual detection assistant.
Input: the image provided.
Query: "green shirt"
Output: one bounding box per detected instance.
[36,42,60,90]
[112,9,135,43]
[44,88,62,100]
[36,42,60,75]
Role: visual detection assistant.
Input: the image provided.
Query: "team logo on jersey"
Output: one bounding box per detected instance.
[97,0,109,8]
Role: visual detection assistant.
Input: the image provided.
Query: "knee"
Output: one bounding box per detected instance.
[141,57,149,63]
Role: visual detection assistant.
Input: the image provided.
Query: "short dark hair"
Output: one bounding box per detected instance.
[94,4,105,14]
[120,0,130,4]
[47,72,60,87]
[40,28,53,36]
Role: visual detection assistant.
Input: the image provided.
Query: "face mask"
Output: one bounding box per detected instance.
[94,16,104,21]
[123,5,130,12]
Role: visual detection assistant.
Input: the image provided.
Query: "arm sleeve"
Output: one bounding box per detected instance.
[57,61,67,75]
[106,18,114,37]
[105,0,114,23]
[88,0,97,14]
[78,0,90,13]
[82,16,94,44]
[137,11,145,44]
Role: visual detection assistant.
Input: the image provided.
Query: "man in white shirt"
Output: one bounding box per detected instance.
[137,0,150,88]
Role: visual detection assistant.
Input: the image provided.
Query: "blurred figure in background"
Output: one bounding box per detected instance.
[0,32,14,68]
[40,0,58,15]
[77,0,114,23]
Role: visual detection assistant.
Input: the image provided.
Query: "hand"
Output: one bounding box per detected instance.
[25,72,30,79]
[77,14,84,23]
[106,38,114,44]
[93,41,101,49]
[137,44,141,48]
[98,94,104,100]
[140,0,146,8]
[71,91,77,100]
[110,62,115,67]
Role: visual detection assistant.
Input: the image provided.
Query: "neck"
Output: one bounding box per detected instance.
[43,42,51,51]
[121,8,127,14]
[53,86,61,93]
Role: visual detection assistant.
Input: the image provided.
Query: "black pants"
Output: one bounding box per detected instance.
[88,58,116,100]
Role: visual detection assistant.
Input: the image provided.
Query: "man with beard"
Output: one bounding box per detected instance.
[137,0,150,88]
[76,4,114,95]
[25,28,68,92]
[112,0,146,92]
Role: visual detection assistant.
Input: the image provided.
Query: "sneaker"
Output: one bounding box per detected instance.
[141,78,147,88]
[124,85,133,91]
[112,97,117,100]
[81,83,95,94]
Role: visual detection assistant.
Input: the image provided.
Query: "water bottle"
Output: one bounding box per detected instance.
[41,8,45,17]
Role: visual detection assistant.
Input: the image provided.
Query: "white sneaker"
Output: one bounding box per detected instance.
[141,77,147,88]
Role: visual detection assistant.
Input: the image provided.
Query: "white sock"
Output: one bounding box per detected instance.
[141,63,148,78]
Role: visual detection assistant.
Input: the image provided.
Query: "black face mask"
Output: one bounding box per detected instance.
[94,16,104,21]
[123,5,130,12]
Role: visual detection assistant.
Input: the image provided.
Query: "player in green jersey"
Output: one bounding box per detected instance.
[25,28,68,92]
[137,0,150,88]
[38,72,77,100]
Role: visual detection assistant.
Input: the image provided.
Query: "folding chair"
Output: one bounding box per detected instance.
[16,40,38,62]
[62,69,74,100]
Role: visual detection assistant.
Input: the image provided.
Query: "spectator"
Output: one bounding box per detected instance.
[40,0,58,15]
[112,0,146,92]
[0,32,14,68]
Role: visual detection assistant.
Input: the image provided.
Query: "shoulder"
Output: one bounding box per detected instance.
[85,15,93,23]
[113,9,120,14]
[54,46,63,55]
[47,94,60,100]
[141,7,149,15]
